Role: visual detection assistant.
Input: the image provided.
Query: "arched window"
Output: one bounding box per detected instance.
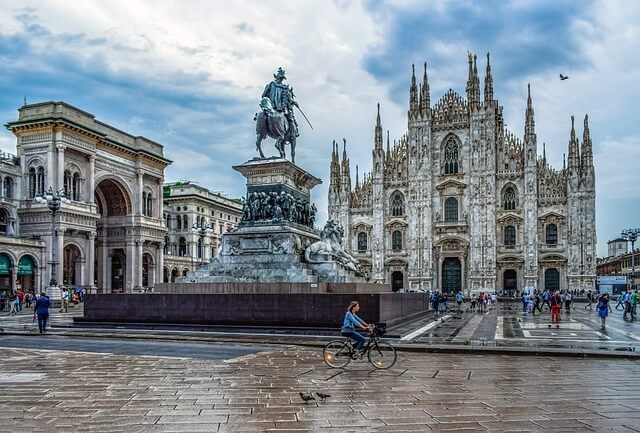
[176,215,182,230]
[444,197,458,222]
[143,192,153,217]
[504,225,516,247]
[390,192,404,217]
[72,172,80,201]
[179,237,187,256]
[443,138,459,174]
[142,192,147,216]
[164,236,169,254]
[36,167,45,196]
[392,230,402,251]
[357,232,367,253]
[0,208,8,235]
[546,223,558,245]
[3,177,13,199]
[28,168,36,198]
[197,238,203,258]
[182,215,188,229]
[165,214,171,229]
[182,269,189,277]
[63,171,71,197]
[503,185,517,210]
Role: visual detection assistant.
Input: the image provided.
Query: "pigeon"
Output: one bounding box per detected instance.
[299,392,316,403]
[559,74,569,80]
[316,392,331,401]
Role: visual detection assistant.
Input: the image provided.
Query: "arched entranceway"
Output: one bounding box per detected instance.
[110,250,125,293]
[163,267,169,283]
[171,268,178,283]
[142,253,153,288]
[63,244,82,287]
[545,268,560,292]
[442,257,461,294]
[503,269,518,296]
[95,178,132,293]
[391,271,404,292]
[0,253,13,295]
[17,255,35,293]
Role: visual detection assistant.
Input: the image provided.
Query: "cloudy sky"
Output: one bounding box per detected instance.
[0,0,638,256]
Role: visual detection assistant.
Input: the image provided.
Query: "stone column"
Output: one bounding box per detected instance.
[11,267,17,293]
[87,155,95,204]
[126,240,136,293]
[135,240,143,290]
[56,143,65,192]
[56,227,65,287]
[86,232,96,289]
[136,170,143,215]
[156,242,164,288]
[97,243,108,293]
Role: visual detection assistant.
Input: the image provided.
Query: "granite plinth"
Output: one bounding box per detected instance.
[81,292,429,327]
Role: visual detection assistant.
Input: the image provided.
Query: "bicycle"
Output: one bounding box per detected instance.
[323,323,397,369]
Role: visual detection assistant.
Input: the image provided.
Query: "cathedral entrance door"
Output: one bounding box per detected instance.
[545,268,560,292]
[503,269,517,296]
[391,271,404,292]
[442,258,461,294]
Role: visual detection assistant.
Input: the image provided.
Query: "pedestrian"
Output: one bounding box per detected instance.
[623,290,633,321]
[491,292,497,307]
[565,291,572,313]
[541,290,551,311]
[72,292,79,307]
[34,292,50,334]
[615,292,625,310]
[597,293,609,329]
[455,290,464,312]
[550,290,562,327]
[522,291,529,313]
[584,290,593,311]
[8,291,18,315]
[632,290,638,320]
[431,292,439,316]
[532,291,543,316]
[60,288,69,313]
[527,293,535,314]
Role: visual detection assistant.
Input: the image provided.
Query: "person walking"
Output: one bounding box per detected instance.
[60,288,69,313]
[34,292,50,334]
[597,293,610,329]
[8,291,18,315]
[615,292,625,310]
[632,290,638,320]
[550,290,562,327]
[455,290,464,312]
[584,290,593,311]
[623,290,633,321]
[565,291,573,313]
[541,290,551,312]
[532,292,543,316]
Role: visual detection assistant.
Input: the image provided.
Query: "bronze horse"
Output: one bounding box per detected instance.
[255,97,296,163]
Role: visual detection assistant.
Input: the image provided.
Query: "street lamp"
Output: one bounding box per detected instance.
[191,223,214,266]
[621,228,640,290]
[35,187,71,299]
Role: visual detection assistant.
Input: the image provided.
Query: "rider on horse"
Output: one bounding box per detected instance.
[262,67,299,138]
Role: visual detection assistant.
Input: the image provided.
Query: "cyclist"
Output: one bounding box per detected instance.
[342,300,372,356]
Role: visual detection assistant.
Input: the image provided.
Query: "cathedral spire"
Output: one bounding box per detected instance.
[355,165,360,188]
[543,142,546,164]
[409,64,418,116]
[374,103,383,151]
[581,114,593,168]
[567,115,580,173]
[466,51,480,109]
[341,137,351,187]
[484,52,493,106]
[525,83,536,138]
[420,62,430,116]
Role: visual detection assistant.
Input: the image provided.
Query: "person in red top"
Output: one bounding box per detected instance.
[549,290,562,327]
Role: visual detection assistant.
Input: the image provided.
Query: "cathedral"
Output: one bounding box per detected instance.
[328,53,596,294]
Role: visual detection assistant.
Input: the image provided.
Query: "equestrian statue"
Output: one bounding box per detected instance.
[255,67,312,164]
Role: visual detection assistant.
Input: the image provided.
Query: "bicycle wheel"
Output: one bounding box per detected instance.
[368,341,397,369]
[323,340,352,368]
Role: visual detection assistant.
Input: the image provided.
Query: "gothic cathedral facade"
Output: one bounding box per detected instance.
[328,54,596,294]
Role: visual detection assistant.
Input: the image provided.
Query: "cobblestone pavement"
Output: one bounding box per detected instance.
[1,343,640,432]
[410,303,640,352]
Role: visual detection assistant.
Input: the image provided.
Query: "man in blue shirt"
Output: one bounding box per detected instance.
[342,301,372,355]
[34,292,50,334]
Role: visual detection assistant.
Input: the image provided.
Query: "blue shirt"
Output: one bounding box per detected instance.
[35,296,50,315]
[342,311,364,332]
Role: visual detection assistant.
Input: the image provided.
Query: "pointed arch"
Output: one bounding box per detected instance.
[502,183,518,210]
[441,134,461,174]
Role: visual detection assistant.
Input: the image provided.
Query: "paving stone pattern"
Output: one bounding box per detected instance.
[1,345,640,432]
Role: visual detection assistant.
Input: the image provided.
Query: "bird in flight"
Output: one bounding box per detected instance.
[559,74,569,80]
